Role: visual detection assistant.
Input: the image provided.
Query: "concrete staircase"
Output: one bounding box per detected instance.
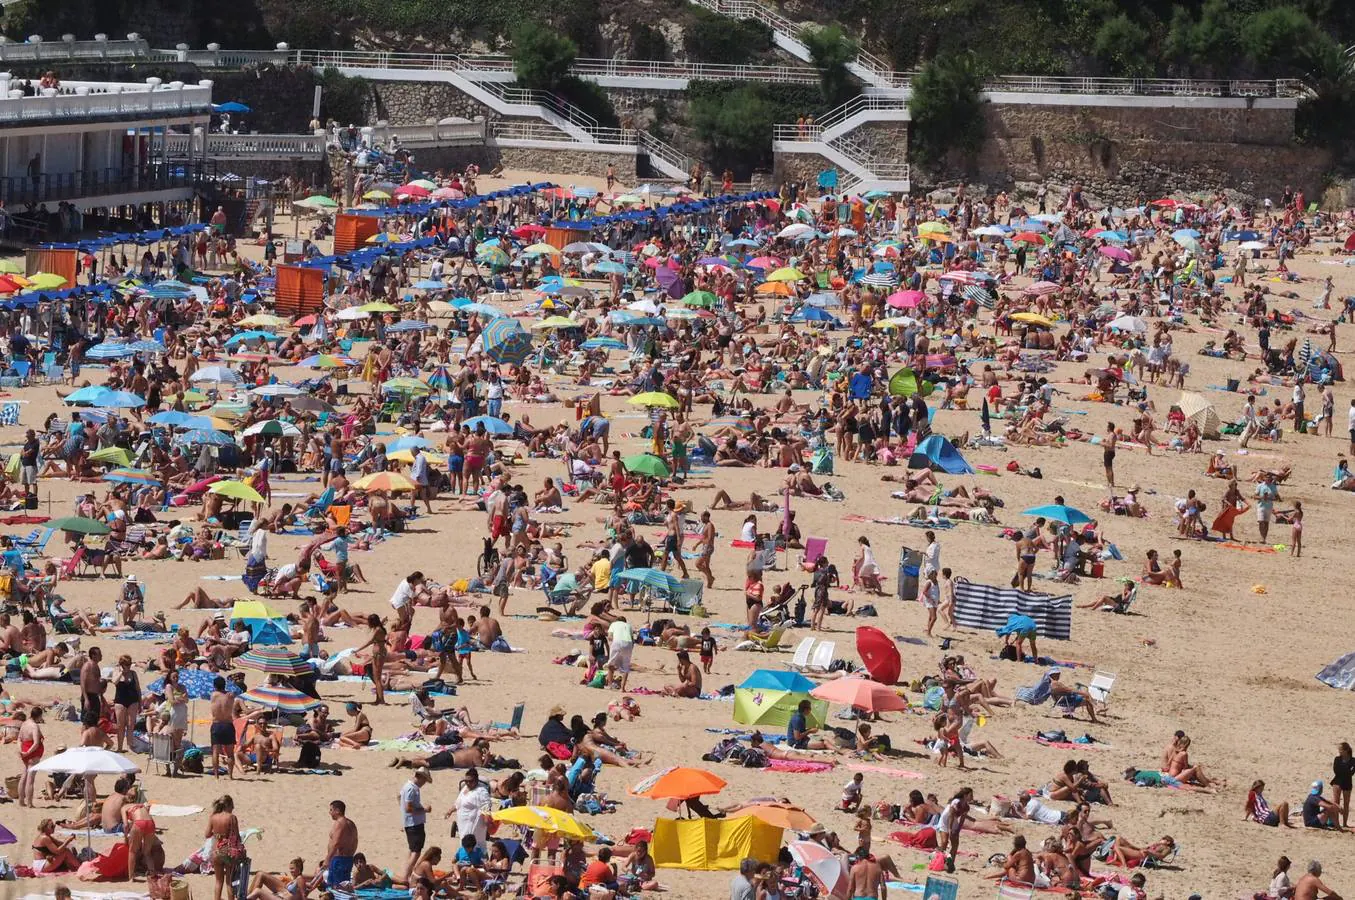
[296,51,692,179]
[686,0,908,91]
[771,94,911,194]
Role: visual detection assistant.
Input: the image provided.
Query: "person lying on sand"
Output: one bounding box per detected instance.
[1122,766,1216,793]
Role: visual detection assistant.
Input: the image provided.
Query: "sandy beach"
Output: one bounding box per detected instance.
[3,170,1355,900]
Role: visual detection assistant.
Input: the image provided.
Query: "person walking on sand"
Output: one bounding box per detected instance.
[694,510,716,588]
[210,676,240,780]
[207,795,245,900]
[1103,422,1119,495]
[322,799,359,888]
[660,499,689,578]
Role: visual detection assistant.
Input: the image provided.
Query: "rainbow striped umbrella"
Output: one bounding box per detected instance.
[241,685,322,713]
[238,648,312,677]
[426,365,453,390]
[103,468,161,486]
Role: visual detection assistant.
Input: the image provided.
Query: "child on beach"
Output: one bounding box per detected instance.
[939,567,956,629]
[1290,500,1303,557]
[922,569,940,637]
[853,807,872,857]
[698,627,716,674]
[841,772,864,811]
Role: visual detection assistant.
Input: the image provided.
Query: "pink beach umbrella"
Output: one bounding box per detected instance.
[886,290,926,309]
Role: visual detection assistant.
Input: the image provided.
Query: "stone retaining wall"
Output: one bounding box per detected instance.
[496,146,637,180]
[365,81,497,126]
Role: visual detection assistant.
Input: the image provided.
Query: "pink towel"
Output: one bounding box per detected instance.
[767,758,835,773]
[846,762,925,779]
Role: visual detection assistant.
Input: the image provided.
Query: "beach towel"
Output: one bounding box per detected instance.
[766,758,834,773]
[1015,669,1058,705]
[953,581,1072,639]
[149,804,204,817]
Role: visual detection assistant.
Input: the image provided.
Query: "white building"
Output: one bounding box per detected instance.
[0,70,212,211]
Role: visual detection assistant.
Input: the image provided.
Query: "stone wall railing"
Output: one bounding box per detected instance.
[0,78,212,123]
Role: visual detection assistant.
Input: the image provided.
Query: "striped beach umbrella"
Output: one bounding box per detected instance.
[241,685,323,713]
[238,648,312,677]
[479,318,533,366]
[610,567,682,596]
[426,365,453,389]
[103,468,160,486]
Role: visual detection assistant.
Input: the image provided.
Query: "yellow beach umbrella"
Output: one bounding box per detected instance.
[209,481,265,504]
[532,316,578,330]
[26,272,67,290]
[523,242,562,255]
[628,391,678,409]
[386,448,448,465]
[359,301,400,313]
[918,221,950,235]
[1011,312,1053,328]
[765,266,806,283]
[362,189,391,200]
[353,471,419,493]
[491,806,595,840]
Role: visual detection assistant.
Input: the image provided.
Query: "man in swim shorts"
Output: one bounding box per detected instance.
[324,799,359,887]
[209,676,238,780]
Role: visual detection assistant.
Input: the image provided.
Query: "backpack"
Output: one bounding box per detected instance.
[741,748,769,768]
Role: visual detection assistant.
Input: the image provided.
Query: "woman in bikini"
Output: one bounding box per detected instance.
[336,703,372,749]
[356,614,389,706]
[124,798,161,877]
[31,819,79,873]
[17,706,44,807]
[1110,834,1175,868]
[207,795,245,900]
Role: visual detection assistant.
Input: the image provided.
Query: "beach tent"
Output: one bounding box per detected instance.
[1177,392,1221,438]
[1318,651,1355,690]
[230,600,293,645]
[908,435,975,475]
[887,367,934,398]
[651,816,783,870]
[733,669,827,729]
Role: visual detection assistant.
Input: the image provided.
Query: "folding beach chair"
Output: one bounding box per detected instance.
[807,640,836,672]
[11,361,30,385]
[748,626,786,652]
[1087,671,1116,708]
[924,876,959,900]
[491,702,525,732]
[787,636,815,670]
[799,536,827,571]
[995,879,1034,900]
[671,578,704,614]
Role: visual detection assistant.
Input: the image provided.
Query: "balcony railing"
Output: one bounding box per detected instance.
[0,163,206,206]
[0,81,212,124]
[164,132,329,158]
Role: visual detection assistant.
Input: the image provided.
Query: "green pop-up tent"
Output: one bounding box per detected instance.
[733,669,827,729]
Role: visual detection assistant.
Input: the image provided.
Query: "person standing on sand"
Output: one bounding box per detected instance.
[210,676,239,780]
[1103,423,1119,495]
[207,795,244,900]
[847,852,885,900]
[694,510,716,588]
[400,766,433,885]
[322,799,359,887]
[660,498,689,578]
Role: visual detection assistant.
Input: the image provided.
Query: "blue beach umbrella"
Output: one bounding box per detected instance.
[479,318,533,366]
[463,415,514,435]
[1021,504,1093,526]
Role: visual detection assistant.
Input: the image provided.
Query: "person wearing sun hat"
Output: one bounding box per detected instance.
[538,704,573,754]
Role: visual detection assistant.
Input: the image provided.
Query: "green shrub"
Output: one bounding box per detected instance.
[908,52,986,169]
[510,19,578,92]
[683,8,772,64]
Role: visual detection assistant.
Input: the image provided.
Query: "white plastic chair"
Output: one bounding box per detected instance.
[807,640,836,672]
[787,637,815,670]
[1088,671,1116,707]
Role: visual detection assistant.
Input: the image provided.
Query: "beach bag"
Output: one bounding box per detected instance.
[741,748,768,768]
[428,629,450,653]
[811,447,834,475]
[297,742,322,768]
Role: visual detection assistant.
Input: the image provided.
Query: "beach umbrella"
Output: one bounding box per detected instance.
[236,314,289,329]
[1011,231,1046,244]
[858,272,897,288]
[531,316,578,331]
[381,377,431,396]
[491,806,595,840]
[224,330,279,347]
[885,290,925,309]
[63,385,112,406]
[294,195,338,210]
[189,366,241,384]
[386,320,435,333]
[592,260,628,275]
[242,685,323,714]
[176,429,236,447]
[26,272,67,290]
[353,471,419,493]
[238,647,312,677]
[479,318,533,365]
[243,420,302,438]
[1023,281,1060,296]
[387,435,433,452]
[1107,315,1147,334]
[33,747,139,775]
[917,221,949,235]
[803,292,840,308]
[628,391,678,409]
[1176,235,1202,254]
[358,302,400,314]
[413,279,446,291]
[622,454,670,478]
[629,767,727,800]
[1021,504,1093,526]
[299,354,356,369]
[887,367,933,398]
[765,266,806,282]
[209,481,266,504]
[1011,311,1053,327]
[682,290,717,308]
[251,384,304,398]
[787,841,848,898]
[103,468,160,486]
[395,184,430,199]
[335,306,369,321]
[0,260,21,274]
[733,670,826,728]
[97,391,146,409]
[476,246,511,268]
[855,626,902,687]
[461,302,505,319]
[85,341,136,360]
[426,366,454,390]
[611,567,682,596]
[47,516,111,535]
[789,307,837,324]
[582,337,627,351]
[776,223,814,239]
[362,189,391,201]
[1099,246,1132,263]
[88,446,133,467]
[463,415,514,435]
[809,677,909,713]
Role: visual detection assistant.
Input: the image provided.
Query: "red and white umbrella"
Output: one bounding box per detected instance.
[787,841,848,899]
[1024,280,1061,295]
